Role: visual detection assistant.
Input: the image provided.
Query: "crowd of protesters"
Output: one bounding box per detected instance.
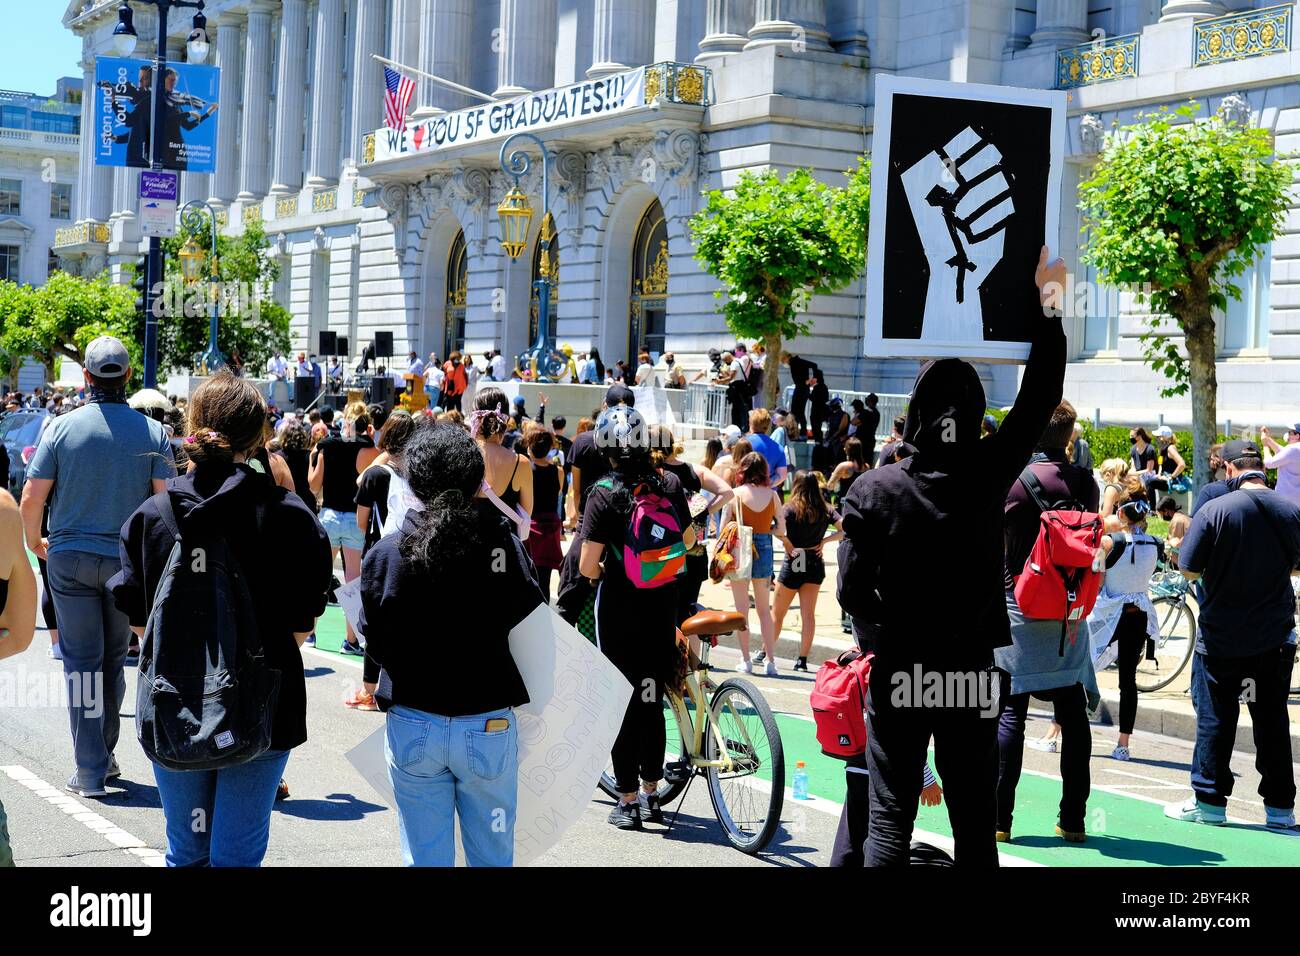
[1,254,1298,870]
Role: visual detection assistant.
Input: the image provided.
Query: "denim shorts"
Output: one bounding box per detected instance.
[320,507,365,551]
[748,533,774,581]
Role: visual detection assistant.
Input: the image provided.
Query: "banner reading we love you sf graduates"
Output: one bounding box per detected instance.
[94,56,221,173]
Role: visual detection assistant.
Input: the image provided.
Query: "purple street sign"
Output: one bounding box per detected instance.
[139,170,179,202]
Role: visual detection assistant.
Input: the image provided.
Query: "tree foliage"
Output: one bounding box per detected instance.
[0,272,139,389]
[154,217,291,375]
[689,161,871,408]
[1079,104,1293,491]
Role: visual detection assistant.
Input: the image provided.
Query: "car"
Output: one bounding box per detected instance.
[0,409,51,494]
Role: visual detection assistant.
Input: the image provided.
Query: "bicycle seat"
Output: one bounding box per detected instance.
[680,609,747,636]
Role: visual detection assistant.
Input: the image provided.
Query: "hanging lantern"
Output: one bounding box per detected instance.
[178,236,206,284]
[497,185,534,260]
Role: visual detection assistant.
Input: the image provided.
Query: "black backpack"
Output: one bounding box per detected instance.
[136,492,281,770]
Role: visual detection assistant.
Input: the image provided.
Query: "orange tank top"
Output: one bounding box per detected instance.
[740,490,778,533]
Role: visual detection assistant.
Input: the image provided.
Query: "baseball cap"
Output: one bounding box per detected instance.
[1155,425,1174,438]
[721,424,742,444]
[1290,423,1300,434]
[84,335,130,379]
[604,383,635,408]
[1222,438,1260,463]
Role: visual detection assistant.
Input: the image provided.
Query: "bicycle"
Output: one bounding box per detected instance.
[597,608,785,854]
[1136,566,1199,693]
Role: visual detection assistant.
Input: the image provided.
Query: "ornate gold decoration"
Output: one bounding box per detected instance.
[1056,34,1140,89]
[363,132,376,164]
[216,209,229,227]
[313,189,338,213]
[644,66,662,103]
[638,239,669,296]
[242,204,262,225]
[275,196,298,219]
[1194,6,1291,67]
[674,66,704,105]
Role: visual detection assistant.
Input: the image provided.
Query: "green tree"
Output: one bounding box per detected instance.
[689,160,871,410]
[155,216,291,376]
[1080,105,1293,492]
[0,272,139,389]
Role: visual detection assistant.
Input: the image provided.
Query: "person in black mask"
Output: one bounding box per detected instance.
[836,247,1068,866]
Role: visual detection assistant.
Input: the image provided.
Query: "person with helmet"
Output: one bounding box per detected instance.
[577,405,695,831]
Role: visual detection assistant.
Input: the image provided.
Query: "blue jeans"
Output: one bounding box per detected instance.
[48,551,130,787]
[152,749,290,867]
[386,705,518,867]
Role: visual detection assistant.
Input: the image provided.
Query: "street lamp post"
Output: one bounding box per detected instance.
[110,0,211,390]
[497,132,566,382]
[178,200,222,374]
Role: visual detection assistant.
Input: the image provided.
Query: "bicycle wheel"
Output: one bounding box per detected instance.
[1135,597,1197,693]
[704,678,784,854]
[597,700,691,804]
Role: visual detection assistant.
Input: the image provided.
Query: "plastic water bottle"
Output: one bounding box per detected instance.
[793,761,810,800]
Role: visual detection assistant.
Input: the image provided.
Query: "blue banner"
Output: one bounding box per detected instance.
[94,57,220,173]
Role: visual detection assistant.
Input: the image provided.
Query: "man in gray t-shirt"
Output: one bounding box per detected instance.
[20,336,174,798]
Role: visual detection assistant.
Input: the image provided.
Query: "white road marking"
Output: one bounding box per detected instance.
[0,765,164,867]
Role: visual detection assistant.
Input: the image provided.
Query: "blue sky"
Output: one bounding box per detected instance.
[3,7,83,96]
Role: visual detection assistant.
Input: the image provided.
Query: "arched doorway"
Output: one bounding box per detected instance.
[629,199,668,362]
[445,229,467,358]
[529,213,558,347]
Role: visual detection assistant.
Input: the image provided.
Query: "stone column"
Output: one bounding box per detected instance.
[77,57,98,221]
[271,0,309,195]
[1160,0,1227,21]
[209,15,243,206]
[698,0,755,60]
[237,3,274,202]
[744,0,832,52]
[389,0,420,69]
[413,0,475,117]
[181,172,210,206]
[1029,0,1090,49]
[349,0,388,158]
[494,0,558,98]
[111,166,137,222]
[588,0,656,78]
[307,0,347,187]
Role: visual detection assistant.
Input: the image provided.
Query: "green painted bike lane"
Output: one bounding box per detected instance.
[261,605,1300,867]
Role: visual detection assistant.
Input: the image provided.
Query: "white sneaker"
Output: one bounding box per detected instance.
[1111,745,1131,761]
[1164,797,1226,826]
[764,661,778,677]
[1027,737,1059,753]
[735,660,753,674]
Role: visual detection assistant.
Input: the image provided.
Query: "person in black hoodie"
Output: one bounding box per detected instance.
[110,372,333,867]
[836,247,1068,866]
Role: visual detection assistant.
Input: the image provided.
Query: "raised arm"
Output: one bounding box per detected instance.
[987,247,1068,490]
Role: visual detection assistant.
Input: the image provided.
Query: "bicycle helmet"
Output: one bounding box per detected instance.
[595,405,650,462]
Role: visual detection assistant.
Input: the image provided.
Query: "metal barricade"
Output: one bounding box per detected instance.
[683,382,732,430]
[782,386,909,445]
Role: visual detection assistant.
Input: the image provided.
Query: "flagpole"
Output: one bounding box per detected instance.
[372,54,497,105]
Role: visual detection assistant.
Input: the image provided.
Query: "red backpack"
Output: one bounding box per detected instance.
[811,648,872,760]
[1012,467,1104,655]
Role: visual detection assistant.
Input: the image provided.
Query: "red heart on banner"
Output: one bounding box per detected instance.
[412,125,425,150]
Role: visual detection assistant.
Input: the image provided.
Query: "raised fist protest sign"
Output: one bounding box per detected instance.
[865,75,1065,363]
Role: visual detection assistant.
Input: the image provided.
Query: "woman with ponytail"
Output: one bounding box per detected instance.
[471,387,532,531]
[110,371,333,866]
[358,424,544,866]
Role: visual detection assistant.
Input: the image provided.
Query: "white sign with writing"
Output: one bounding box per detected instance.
[372,68,646,161]
[344,604,633,865]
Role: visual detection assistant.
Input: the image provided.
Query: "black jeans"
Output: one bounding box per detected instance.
[611,682,666,795]
[1114,608,1148,735]
[809,387,829,441]
[864,654,1000,866]
[830,753,871,866]
[996,682,1091,833]
[791,386,810,436]
[1190,642,1297,810]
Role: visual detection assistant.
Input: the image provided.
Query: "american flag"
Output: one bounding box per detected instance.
[383,65,416,130]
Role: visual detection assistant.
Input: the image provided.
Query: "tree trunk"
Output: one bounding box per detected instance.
[763,330,783,411]
[1180,277,1218,497]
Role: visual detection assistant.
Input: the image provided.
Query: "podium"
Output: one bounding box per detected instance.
[401,374,428,412]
